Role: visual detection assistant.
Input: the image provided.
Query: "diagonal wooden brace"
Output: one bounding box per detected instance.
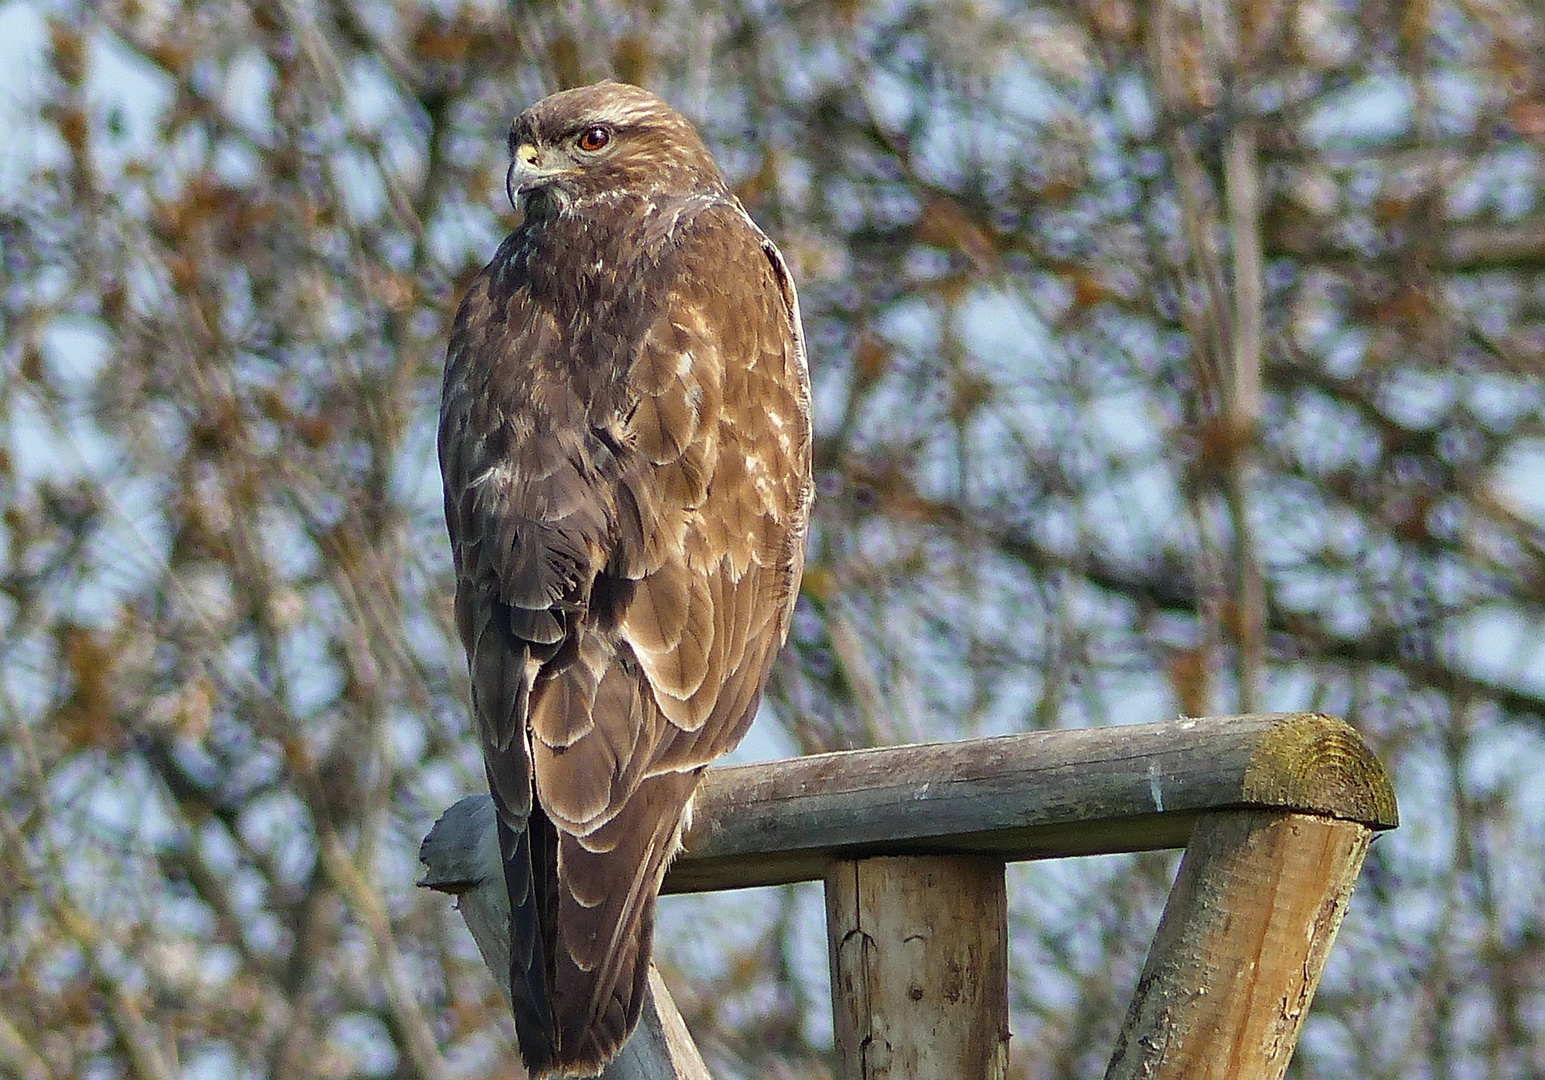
[1106,809,1373,1080]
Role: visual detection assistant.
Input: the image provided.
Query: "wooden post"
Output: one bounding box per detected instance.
[1105,809,1374,1080]
[825,856,1010,1080]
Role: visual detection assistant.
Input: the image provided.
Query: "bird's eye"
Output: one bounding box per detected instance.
[576,126,611,152]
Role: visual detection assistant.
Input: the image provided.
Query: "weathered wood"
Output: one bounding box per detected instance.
[419,796,710,1080]
[826,856,1010,1080]
[667,713,1397,894]
[1105,810,1374,1080]
[422,713,1399,1077]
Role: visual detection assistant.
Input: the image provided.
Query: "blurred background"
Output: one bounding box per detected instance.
[3,1,1544,1077]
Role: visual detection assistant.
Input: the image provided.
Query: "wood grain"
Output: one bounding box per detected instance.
[1105,810,1374,1080]
[826,856,1009,1080]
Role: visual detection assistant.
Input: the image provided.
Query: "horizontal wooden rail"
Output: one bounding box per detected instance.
[665,712,1397,894]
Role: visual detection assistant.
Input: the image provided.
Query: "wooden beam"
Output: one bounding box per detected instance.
[826,856,1010,1080]
[1106,810,1374,1080]
[666,713,1396,895]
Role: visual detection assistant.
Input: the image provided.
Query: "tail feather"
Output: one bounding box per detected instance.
[544,769,700,1073]
[497,807,560,1072]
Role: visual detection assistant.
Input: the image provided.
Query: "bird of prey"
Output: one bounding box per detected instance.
[438,82,813,1076]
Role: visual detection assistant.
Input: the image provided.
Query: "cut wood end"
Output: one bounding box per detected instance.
[1241,713,1398,830]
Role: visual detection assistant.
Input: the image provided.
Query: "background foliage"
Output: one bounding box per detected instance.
[4,1,1545,1077]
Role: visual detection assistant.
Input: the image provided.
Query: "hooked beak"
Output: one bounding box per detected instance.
[506,143,566,209]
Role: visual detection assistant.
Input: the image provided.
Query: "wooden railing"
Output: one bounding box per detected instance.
[421,712,1398,1079]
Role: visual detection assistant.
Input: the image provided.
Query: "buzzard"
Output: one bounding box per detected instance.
[439,82,813,1076]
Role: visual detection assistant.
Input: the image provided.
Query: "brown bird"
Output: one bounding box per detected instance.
[438,82,813,1076]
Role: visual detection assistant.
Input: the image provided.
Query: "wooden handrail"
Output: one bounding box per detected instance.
[421,712,1399,1080]
[666,712,1396,894]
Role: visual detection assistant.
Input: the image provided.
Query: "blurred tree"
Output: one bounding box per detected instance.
[2,1,1544,1078]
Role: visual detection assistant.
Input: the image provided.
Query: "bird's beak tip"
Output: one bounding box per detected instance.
[506,146,560,210]
[505,162,520,210]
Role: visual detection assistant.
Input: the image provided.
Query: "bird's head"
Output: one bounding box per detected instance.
[505,82,728,219]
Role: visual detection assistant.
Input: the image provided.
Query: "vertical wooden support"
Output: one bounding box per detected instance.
[1106,809,1374,1080]
[825,855,1010,1080]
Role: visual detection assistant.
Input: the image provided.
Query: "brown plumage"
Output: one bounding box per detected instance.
[438,82,813,1076]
